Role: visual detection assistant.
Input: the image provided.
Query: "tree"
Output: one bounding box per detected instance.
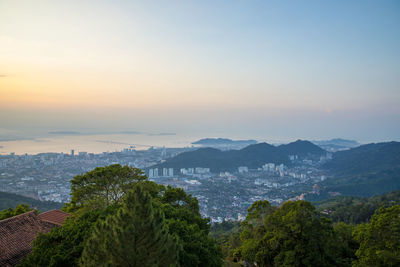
[329,222,358,267]
[0,204,33,220]
[80,184,180,267]
[18,207,117,267]
[67,164,146,211]
[237,200,336,267]
[238,201,274,264]
[210,221,241,260]
[262,201,335,267]
[19,166,222,267]
[353,205,400,267]
[159,186,223,267]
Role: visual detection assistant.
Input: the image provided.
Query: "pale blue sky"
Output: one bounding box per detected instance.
[0,0,399,143]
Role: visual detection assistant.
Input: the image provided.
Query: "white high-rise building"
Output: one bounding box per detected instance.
[163,168,169,177]
[153,168,159,178]
[168,168,174,177]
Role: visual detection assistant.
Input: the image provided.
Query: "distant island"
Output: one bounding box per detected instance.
[147,133,176,136]
[48,131,81,135]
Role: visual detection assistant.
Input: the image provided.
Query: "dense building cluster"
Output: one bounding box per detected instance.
[1,146,329,222]
[0,147,190,203]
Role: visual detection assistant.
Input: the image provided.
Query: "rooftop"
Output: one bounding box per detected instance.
[0,210,70,266]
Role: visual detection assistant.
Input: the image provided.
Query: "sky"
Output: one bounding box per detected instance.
[0,0,399,143]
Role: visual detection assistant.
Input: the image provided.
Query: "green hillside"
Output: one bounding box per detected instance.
[153,140,325,172]
[313,190,400,224]
[0,191,62,211]
[320,141,400,197]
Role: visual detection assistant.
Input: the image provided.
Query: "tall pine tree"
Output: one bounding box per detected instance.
[80,184,180,267]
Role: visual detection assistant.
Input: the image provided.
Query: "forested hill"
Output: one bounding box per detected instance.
[314,190,400,224]
[277,139,326,158]
[154,143,288,172]
[0,191,62,211]
[153,140,325,172]
[324,141,400,176]
[320,141,400,197]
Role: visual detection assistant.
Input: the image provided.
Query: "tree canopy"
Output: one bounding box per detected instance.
[67,164,146,211]
[18,207,117,267]
[0,204,33,220]
[19,165,222,267]
[353,205,400,267]
[80,184,180,267]
[234,200,340,267]
[17,163,400,267]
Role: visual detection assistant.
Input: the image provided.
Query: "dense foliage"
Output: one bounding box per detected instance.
[19,208,117,267]
[314,190,400,224]
[237,201,336,267]
[67,164,147,211]
[210,221,241,260]
[0,204,33,220]
[5,163,399,266]
[159,186,222,267]
[18,165,222,267]
[215,196,400,267]
[81,184,180,267]
[353,205,400,267]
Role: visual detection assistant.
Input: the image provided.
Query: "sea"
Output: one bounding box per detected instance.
[0,132,291,156]
[0,133,201,155]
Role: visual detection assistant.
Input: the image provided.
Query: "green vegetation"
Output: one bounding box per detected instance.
[214,197,400,267]
[0,191,62,211]
[211,220,241,261]
[19,208,116,267]
[67,164,147,211]
[81,184,180,267]
[3,163,399,266]
[314,190,400,224]
[17,164,222,267]
[0,204,34,220]
[322,142,400,197]
[277,139,325,159]
[155,143,291,173]
[236,201,336,267]
[353,205,400,267]
[155,140,325,173]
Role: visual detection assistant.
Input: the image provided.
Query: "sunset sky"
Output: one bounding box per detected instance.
[1,0,399,142]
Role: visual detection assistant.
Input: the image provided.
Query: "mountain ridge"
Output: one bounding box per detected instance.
[152,140,325,172]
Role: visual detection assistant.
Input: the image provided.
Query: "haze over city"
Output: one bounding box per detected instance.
[1,0,399,146]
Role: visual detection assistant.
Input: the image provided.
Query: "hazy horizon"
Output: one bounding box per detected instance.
[1,0,399,145]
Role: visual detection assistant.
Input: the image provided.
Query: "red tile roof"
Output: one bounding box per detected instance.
[0,210,69,266]
[38,209,70,226]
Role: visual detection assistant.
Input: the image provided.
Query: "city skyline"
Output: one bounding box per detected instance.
[1,0,399,143]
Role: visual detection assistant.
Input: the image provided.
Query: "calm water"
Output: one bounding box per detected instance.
[0,133,203,155]
[0,133,291,155]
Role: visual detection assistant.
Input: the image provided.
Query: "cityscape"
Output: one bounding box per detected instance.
[0,144,332,222]
[1,1,399,266]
